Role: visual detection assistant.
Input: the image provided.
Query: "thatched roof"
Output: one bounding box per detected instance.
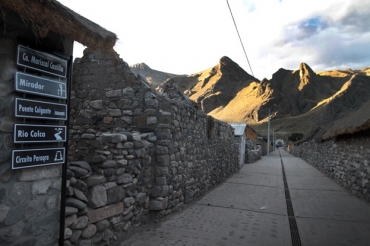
[0,0,117,49]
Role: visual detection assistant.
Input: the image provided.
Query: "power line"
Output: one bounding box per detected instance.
[226,0,254,76]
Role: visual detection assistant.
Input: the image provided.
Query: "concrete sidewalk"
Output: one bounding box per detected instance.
[118,151,370,246]
[281,151,370,246]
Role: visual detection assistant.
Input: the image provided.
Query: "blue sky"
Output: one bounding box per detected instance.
[59,0,370,79]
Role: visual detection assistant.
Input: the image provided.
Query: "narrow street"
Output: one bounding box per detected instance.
[119,150,370,246]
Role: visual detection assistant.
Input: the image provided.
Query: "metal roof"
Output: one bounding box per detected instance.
[229,123,246,136]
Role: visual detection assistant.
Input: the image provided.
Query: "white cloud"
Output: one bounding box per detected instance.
[59,0,370,80]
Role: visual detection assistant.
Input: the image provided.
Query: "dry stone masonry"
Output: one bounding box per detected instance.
[65,48,239,245]
[290,132,370,203]
[245,139,262,163]
[245,149,262,163]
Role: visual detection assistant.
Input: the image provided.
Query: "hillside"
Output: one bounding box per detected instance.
[251,67,370,140]
[130,63,186,88]
[157,56,260,115]
[135,57,370,141]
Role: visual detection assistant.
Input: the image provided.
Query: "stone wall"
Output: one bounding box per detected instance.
[245,149,262,163]
[65,48,239,245]
[245,139,262,163]
[290,132,370,203]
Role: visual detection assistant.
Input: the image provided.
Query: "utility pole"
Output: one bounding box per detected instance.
[267,104,276,156]
[267,109,271,156]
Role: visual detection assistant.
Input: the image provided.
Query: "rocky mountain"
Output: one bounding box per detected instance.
[130,63,186,88]
[136,57,370,140]
[157,56,261,117]
[242,65,370,140]
[281,67,370,140]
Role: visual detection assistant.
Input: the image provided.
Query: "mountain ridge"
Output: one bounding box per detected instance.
[130,62,186,88]
[131,57,370,140]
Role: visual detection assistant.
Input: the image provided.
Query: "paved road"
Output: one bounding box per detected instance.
[119,150,370,246]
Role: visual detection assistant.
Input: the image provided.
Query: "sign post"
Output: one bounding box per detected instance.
[15,45,72,245]
[12,45,70,170]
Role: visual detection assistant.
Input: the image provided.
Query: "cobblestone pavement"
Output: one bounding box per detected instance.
[117,150,370,246]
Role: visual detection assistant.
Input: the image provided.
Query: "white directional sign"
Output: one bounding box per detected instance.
[17,45,67,78]
[15,98,67,120]
[14,124,66,143]
[12,147,65,169]
[15,72,67,99]
[13,45,69,170]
